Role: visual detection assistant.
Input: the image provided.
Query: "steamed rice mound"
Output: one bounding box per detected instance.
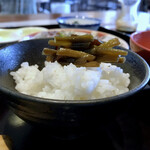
[10,61,130,100]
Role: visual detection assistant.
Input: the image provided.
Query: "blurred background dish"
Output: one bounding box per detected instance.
[20,28,129,49]
[17,27,48,38]
[57,16,101,30]
[130,30,150,65]
[0,27,48,44]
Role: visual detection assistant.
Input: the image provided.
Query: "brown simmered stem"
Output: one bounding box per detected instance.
[92,47,128,56]
[54,34,94,43]
[98,38,120,48]
[57,48,96,61]
[48,40,72,48]
[42,48,57,62]
[42,48,57,55]
[49,40,91,50]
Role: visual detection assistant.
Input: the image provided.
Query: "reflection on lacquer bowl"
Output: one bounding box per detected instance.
[130,30,150,65]
[0,39,149,138]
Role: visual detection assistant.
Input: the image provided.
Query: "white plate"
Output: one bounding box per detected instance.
[20,28,129,49]
[0,27,48,44]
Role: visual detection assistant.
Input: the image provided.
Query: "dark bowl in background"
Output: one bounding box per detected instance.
[0,39,149,138]
[57,16,101,30]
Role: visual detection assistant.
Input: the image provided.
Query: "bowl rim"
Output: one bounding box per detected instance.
[130,30,150,51]
[0,40,149,105]
[57,16,101,28]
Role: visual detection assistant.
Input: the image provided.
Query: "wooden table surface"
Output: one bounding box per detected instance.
[0,10,149,31]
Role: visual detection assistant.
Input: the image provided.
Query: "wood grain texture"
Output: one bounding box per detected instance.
[0,135,12,150]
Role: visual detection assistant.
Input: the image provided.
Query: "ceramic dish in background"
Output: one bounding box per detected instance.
[17,27,48,38]
[20,28,129,49]
[130,30,150,65]
[0,27,48,44]
[0,29,21,43]
[57,16,101,30]
[0,39,149,138]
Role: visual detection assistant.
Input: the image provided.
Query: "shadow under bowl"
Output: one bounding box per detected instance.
[0,39,149,138]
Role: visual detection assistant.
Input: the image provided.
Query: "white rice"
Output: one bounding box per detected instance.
[10,61,130,100]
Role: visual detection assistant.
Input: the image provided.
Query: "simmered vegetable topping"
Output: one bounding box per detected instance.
[42,34,128,67]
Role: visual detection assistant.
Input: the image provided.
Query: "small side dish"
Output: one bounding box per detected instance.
[130,30,150,65]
